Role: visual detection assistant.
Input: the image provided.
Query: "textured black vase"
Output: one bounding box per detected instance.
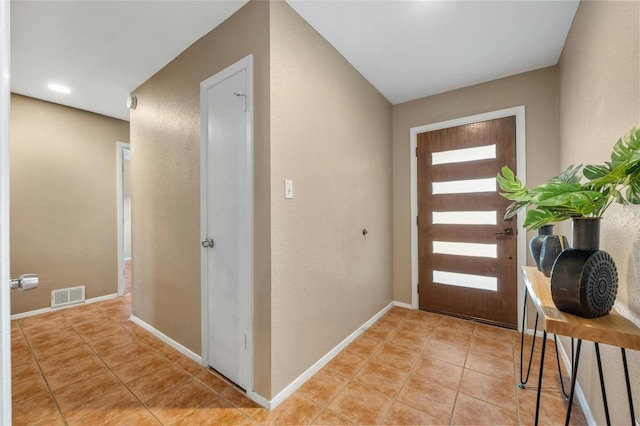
[539,234,569,277]
[550,218,618,318]
[529,224,554,270]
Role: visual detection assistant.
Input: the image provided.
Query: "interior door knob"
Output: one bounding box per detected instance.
[10,274,38,291]
[201,238,215,248]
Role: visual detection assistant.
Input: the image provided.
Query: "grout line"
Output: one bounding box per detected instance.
[446,321,476,426]
[57,299,164,425]
[14,314,69,426]
[379,313,417,424]
[59,299,146,425]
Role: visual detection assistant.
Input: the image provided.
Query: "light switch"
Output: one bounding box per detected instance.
[284,179,294,199]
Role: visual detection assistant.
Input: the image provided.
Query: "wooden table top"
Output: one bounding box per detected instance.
[522,266,640,350]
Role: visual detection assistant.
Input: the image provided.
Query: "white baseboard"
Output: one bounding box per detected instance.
[10,293,119,320]
[267,302,395,410]
[525,328,555,340]
[247,390,271,410]
[392,301,413,310]
[129,315,202,365]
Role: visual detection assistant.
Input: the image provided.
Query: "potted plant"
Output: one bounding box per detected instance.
[497,124,640,230]
[496,124,640,318]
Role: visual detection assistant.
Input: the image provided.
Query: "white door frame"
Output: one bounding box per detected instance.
[410,106,527,330]
[200,55,254,392]
[1,0,12,422]
[116,142,130,296]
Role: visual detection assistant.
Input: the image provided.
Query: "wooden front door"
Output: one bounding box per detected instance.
[417,116,517,328]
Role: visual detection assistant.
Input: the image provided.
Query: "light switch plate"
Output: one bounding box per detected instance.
[285,179,294,199]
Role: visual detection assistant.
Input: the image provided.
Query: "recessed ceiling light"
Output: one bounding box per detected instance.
[48,83,71,94]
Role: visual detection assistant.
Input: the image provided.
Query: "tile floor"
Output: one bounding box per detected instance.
[11,299,585,425]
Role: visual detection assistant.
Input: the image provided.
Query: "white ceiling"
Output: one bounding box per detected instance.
[10,0,579,122]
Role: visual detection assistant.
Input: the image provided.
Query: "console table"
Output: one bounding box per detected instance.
[520,266,640,425]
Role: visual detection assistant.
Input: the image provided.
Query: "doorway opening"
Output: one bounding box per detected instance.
[117,142,131,296]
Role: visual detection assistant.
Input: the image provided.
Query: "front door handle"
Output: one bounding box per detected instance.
[201,238,215,248]
[495,228,514,236]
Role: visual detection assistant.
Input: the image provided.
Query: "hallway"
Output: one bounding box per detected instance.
[11,297,584,425]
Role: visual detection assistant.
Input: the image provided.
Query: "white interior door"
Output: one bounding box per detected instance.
[200,55,253,391]
[1,0,12,422]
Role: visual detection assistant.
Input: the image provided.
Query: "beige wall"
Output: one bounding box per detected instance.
[558,1,640,423]
[269,2,393,395]
[10,94,129,314]
[131,0,393,399]
[392,67,559,303]
[130,0,272,397]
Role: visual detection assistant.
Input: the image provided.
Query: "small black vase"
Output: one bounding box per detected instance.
[550,218,618,318]
[529,224,554,270]
[539,234,569,277]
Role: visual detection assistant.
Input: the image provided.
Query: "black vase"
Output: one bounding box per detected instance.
[529,224,554,270]
[550,217,618,318]
[539,234,569,278]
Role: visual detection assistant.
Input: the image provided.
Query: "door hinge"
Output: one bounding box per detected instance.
[415,146,418,157]
[417,284,419,294]
[234,92,247,112]
[416,216,419,227]
[244,334,247,350]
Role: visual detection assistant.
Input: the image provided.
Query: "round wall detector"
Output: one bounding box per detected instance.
[126,95,137,110]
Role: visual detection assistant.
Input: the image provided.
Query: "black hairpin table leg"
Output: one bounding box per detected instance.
[534,330,548,426]
[519,288,540,389]
[564,339,582,426]
[621,348,636,425]
[594,342,611,426]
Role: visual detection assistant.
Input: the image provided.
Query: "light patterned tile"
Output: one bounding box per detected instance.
[451,393,518,425]
[175,396,254,425]
[12,393,64,426]
[145,379,217,424]
[297,368,349,406]
[383,401,446,425]
[313,409,354,425]
[412,356,463,391]
[12,373,49,404]
[127,363,191,402]
[422,339,469,366]
[10,296,585,426]
[353,359,410,398]
[253,393,322,425]
[324,347,368,378]
[64,387,141,426]
[459,368,517,411]
[54,369,123,413]
[328,381,393,425]
[397,374,457,422]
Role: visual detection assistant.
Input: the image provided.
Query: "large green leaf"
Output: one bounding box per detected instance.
[496,125,640,230]
[496,166,530,201]
[610,124,640,169]
[523,208,573,230]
